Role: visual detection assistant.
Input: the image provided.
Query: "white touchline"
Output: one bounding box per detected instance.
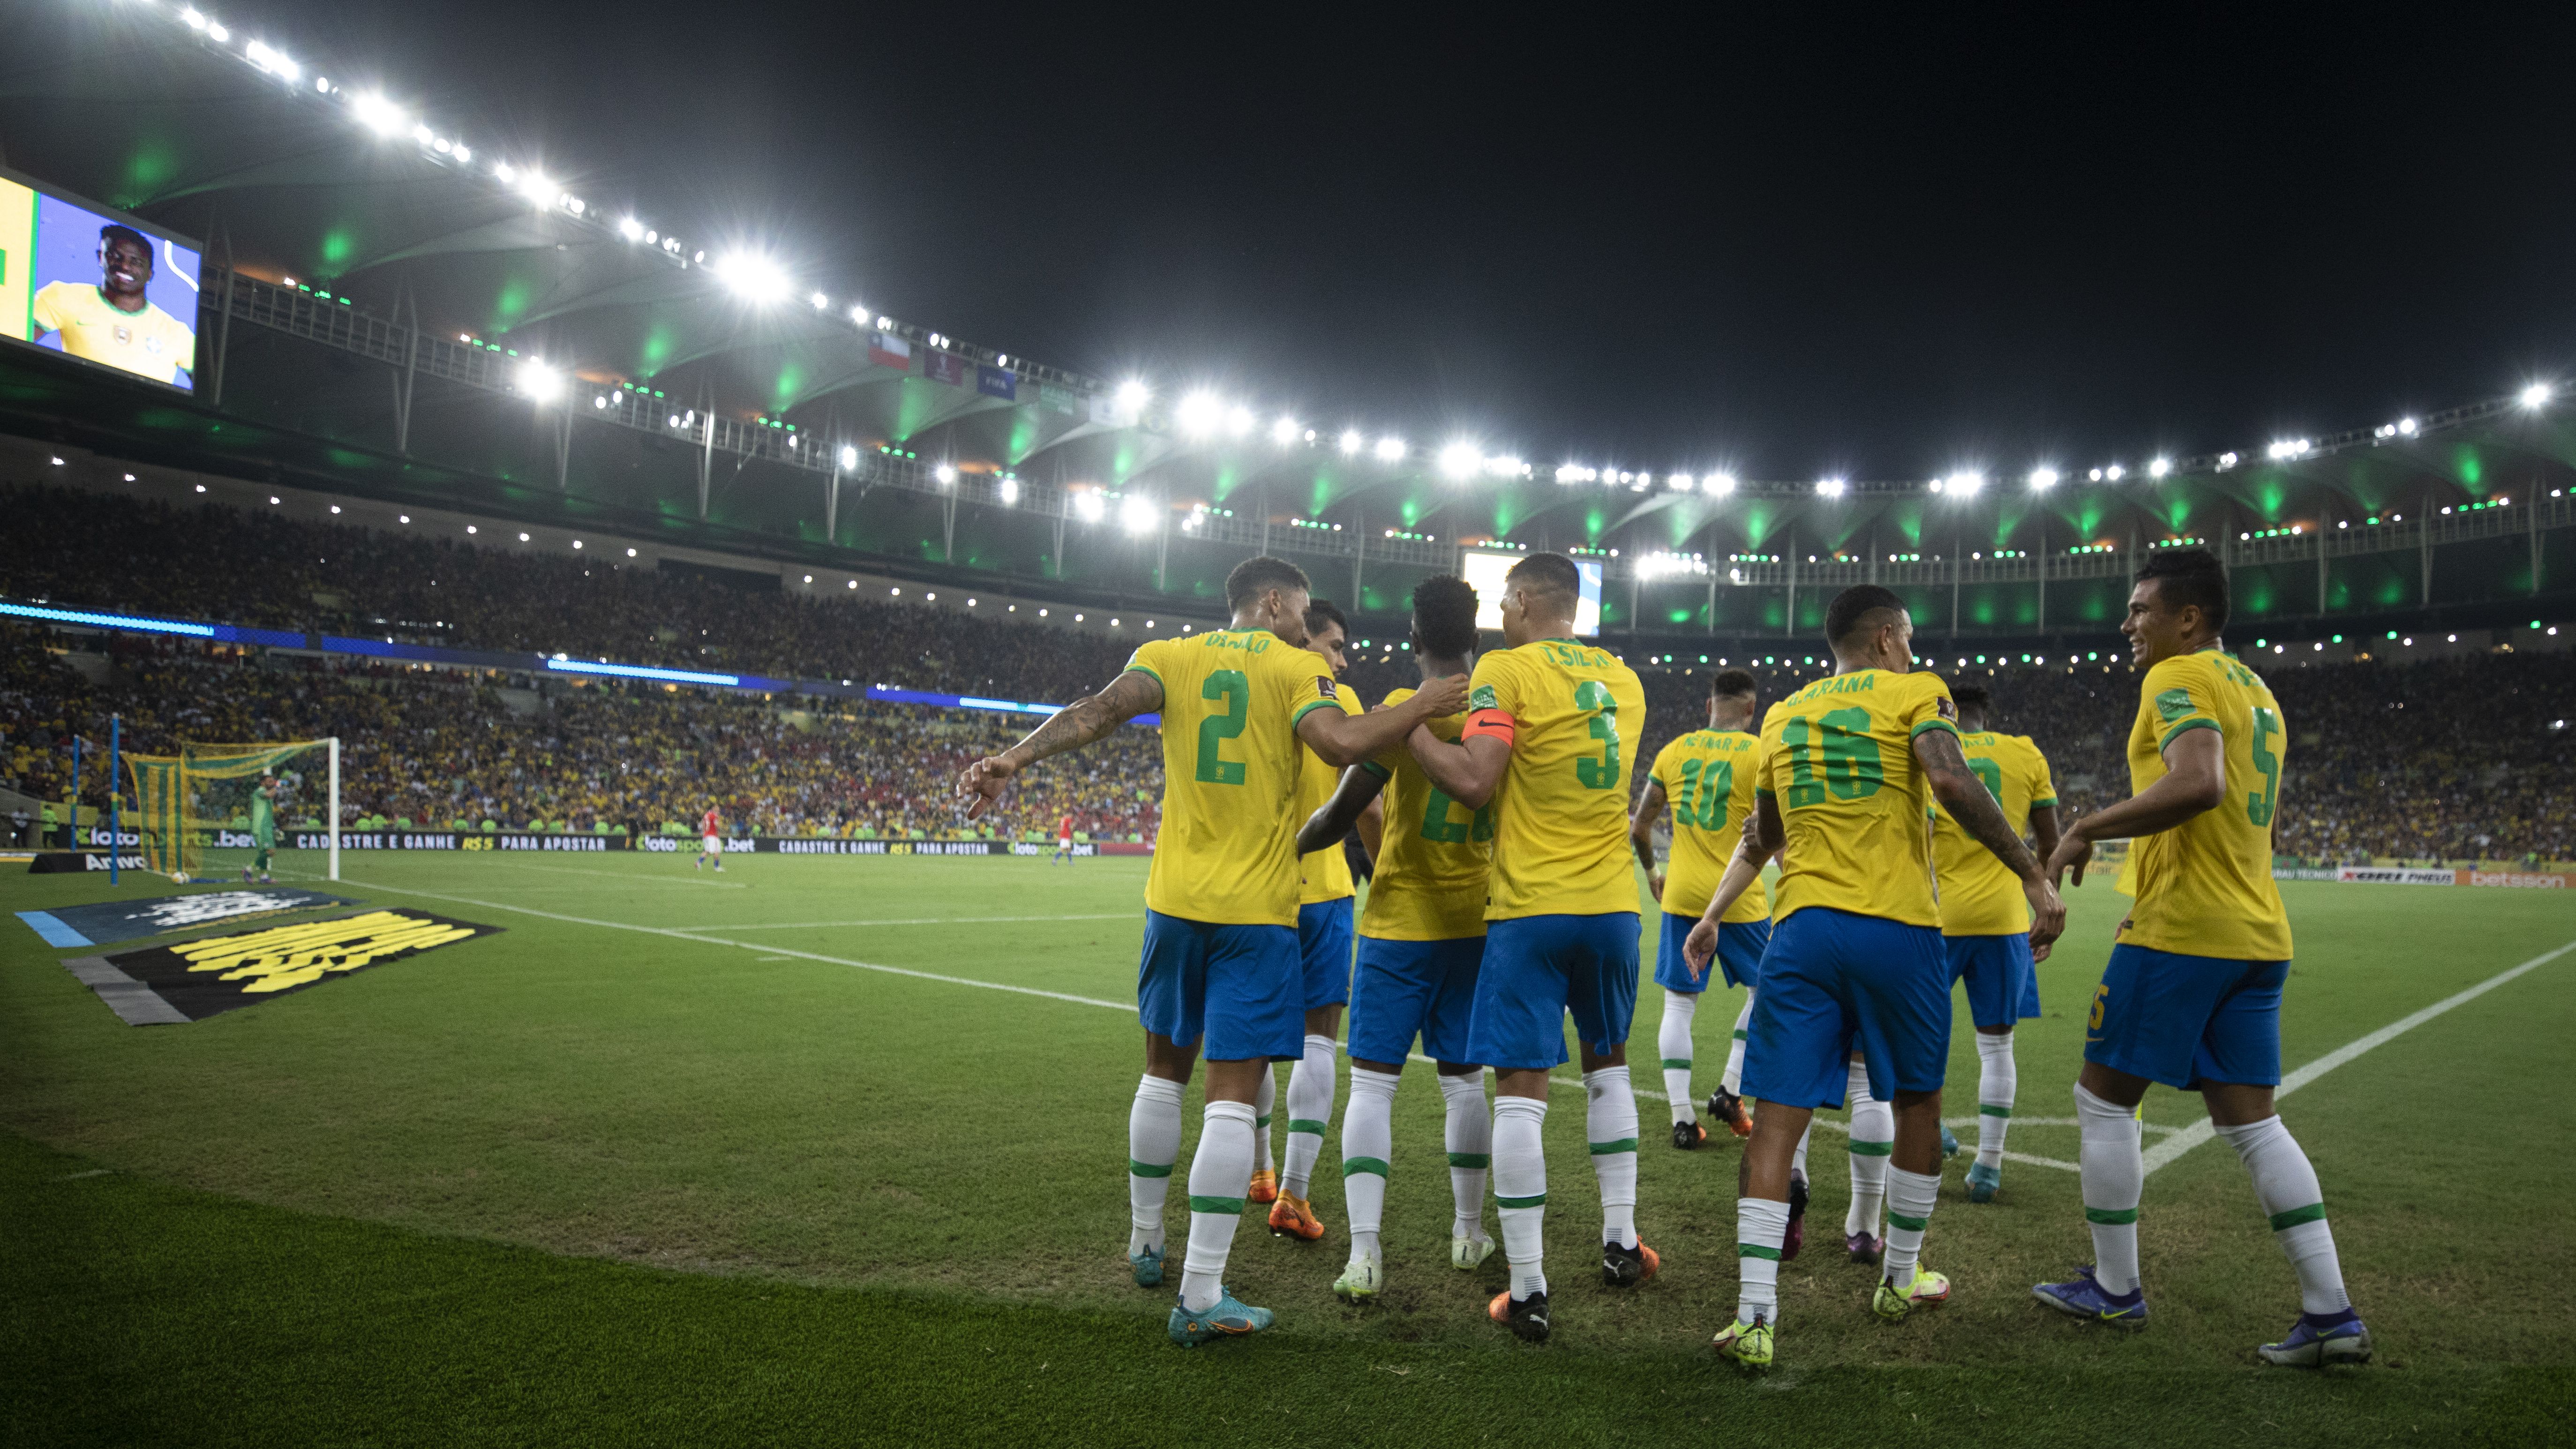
[504,863,748,887]
[677,914,1137,931]
[2140,935,2576,1177]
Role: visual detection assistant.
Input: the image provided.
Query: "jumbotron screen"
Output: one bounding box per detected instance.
[1460,548,1602,636]
[0,166,202,393]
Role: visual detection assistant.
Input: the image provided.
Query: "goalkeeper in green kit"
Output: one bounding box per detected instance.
[243,773,278,884]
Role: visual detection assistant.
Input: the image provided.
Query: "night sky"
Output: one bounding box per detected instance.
[219,4,2576,478]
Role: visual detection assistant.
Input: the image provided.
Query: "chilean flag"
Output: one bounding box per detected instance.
[868,332,912,371]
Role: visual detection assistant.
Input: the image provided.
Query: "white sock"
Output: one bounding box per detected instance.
[1342,1066,1400,1263]
[1584,1066,1640,1249]
[1722,991,1755,1095]
[1253,1064,1277,1174]
[1127,1074,1184,1256]
[1283,1034,1335,1198]
[1882,1165,1940,1294]
[1658,992,1698,1124]
[1178,1100,1257,1313]
[2075,1082,2144,1295]
[1975,1030,2016,1169]
[1735,1196,1790,1325]
[1439,1071,1491,1242]
[1493,1095,1549,1299]
[2216,1115,2352,1315]
[1845,1060,1891,1238]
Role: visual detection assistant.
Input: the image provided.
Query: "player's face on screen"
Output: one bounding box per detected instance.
[100,234,152,305]
[1306,620,1348,675]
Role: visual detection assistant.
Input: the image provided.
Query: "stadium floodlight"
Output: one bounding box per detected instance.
[1270,415,1300,446]
[350,91,407,136]
[2148,457,2172,478]
[1340,429,1367,456]
[2522,383,2553,410]
[1374,435,1406,463]
[1074,491,1106,523]
[2028,467,2059,490]
[1176,390,1224,437]
[245,40,300,83]
[2397,416,2418,436]
[1120,496,1158,534]
[712,251,791,304]
[999,479,1020,505]
[516,361,564,403]
[1664,472,1694,491]
[848,304,869,326]
[1555,463,1586,484]
[1946,472,1984,497]
[1438,441,1481,479]
[513,170,556,209]
[934,464,958,485]
[2104,463,2126,481]
[182,7,208,30]
[837,445,858,470]
[809,291,830,311]
[1816,477,1846,498]
[1224,405,1255,438]
[1114,379,1151,412]
[2216,452,2239,470]
[616,217,645,241]
[1706,472,1737,496]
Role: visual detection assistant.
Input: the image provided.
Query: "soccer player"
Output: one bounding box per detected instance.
[1687,586,2064,1371]
[957,557,1465,1346]
[1052,812,1075,863]
[242,773,278,883]
[1931,683,2061,1204]
[2035,548,2368,1366]
[1291,576,1495,1301]
[30,224,195,387]
[1404,552,1649,1344]
[696,804,724,871]
[1265,600,1372,1244]
[1630,668,1767,1149]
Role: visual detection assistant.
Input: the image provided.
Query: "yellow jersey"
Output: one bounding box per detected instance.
[1648,728,1770,923]
[1126,630,1349,926]
[1757,669,1957,930]
[1356,686,1492,940]
[1468,638,1647,920]
[1295,677,1367,903]
[2118,648,2294,961]
[31,282,195,385]
[1930,731,2056,936]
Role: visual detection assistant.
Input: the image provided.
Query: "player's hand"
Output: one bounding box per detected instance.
[957,753,1020,819]
[1648,869,1667,901]
[2045,832,2092,889]
[2024,875,2066,957]
[1681,916,1720,981]
[1411,672,1471,718]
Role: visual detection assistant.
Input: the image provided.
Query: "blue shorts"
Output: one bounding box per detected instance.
[1137,911,1303,1062]
[1655,911,1771,993]
[1742,906,1951,1110]
[1297,897,1355,1010]
[2086,943,2287,1090]
[1946,932,2040,1028]
[1465,912,1640,1071]
[1347,934,1485,1067]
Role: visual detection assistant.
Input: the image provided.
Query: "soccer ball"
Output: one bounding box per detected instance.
[171,872,190,884]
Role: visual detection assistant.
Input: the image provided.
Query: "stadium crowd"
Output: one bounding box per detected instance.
[8,480,2575,863]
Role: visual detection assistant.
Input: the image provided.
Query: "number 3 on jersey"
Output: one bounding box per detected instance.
[1195,668,1248,784]
[1573,679,1621,789]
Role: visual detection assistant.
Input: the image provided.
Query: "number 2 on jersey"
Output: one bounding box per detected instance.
[1194,669,1248,784]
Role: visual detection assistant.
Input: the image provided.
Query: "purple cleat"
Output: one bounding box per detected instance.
[1846,1231,1884,1265]
[2033,1265,2149,1329]
[2258,1309,2372,1367]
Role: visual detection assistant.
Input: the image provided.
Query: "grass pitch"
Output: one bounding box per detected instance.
[5,850,2574,1446]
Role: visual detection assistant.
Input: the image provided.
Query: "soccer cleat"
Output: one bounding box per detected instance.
[241,866,255,882]
[1782,1170,1809,1261]
[1488,1289,1551,1343]
[1601,1239,1661,1288]
[259,874,273,884]
[1965,1161,2003,1202]
[1267,1191,1325,1241]
[1708,1088,1754,1138]
[2258,1311,2372,1367]
[1846,1231,1885,1265]
[1333,1255,1384,1303]
[1939,1125,1961,1159]
[2032,1265,2150,1329]
[1451,1232,1495,1269]
[1129,1243,1164,1288]
[1872,1267,1951,1321]
[1672,1119,1708,1151]
[1167,1291,1275,1346]
[1247,1169,1279,1205]
[1711,1314,1774,1371]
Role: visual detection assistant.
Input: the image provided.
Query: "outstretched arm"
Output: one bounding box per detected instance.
[957,669,1164,819]
[1917,728,2065,951]
[1296,763,1389,855]
[1297,674,1470,767]
[1681,801,1784,975]
[1630,779,1667,899]
[2043,728,2223,886]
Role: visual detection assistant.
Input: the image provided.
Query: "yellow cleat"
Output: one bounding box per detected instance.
[1267,1191,1326,1241]
[1246,1169,1279,1205]
[1872,1266,1952,1321]
[1712,1315,1774,1370]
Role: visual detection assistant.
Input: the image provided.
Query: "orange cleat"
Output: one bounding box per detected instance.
[1708,1088,1755,1138]
[1247,1169,1279,1205]
[1267,1191,1326,1241]
[1602,1239,1660,1287]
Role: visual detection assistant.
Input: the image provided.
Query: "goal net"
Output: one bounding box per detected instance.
[124,740,333,882]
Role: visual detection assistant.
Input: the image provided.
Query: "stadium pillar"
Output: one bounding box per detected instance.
[1352,521,1365,608]
[2317,510,2330,617]
[1156,514,1169,591]
[826,458,840,541]
[1950,536,1961,639]
[393,286,420,455]
[328,737,340,883]
[2533,488,2544,595]
[553,408,572,492]
[209,229,236,409]
[2036,520,2046,634]
[697,388,715,520]
[1052,513,1067,579]
[1784,539,1796,638]
[942,494,957,562]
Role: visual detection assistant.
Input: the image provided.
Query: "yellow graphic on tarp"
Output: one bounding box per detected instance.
[173,911,481,993]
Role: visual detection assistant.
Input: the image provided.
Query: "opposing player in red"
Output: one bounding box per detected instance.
[696,805,725,872]
[1053,812,1077,864]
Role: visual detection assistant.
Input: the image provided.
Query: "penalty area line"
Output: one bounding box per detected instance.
[2142,934,2576,1177]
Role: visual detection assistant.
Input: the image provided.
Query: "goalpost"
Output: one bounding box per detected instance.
[124,738,338,883]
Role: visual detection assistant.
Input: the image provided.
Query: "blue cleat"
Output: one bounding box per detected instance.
[2033,1265,2149,1329]
[1939,1125,1961,1159]
[1130,1243,1164,1288]
[1168,1290,1275,1346]
[2258,1310,2372,1367]
[1965,1161,2003,1202]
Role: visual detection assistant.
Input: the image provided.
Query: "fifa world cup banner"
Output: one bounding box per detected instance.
[0,165,203,393]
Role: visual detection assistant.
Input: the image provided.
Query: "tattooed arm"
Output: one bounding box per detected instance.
[957,668,1164,819]
[1915,725,2065,952]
